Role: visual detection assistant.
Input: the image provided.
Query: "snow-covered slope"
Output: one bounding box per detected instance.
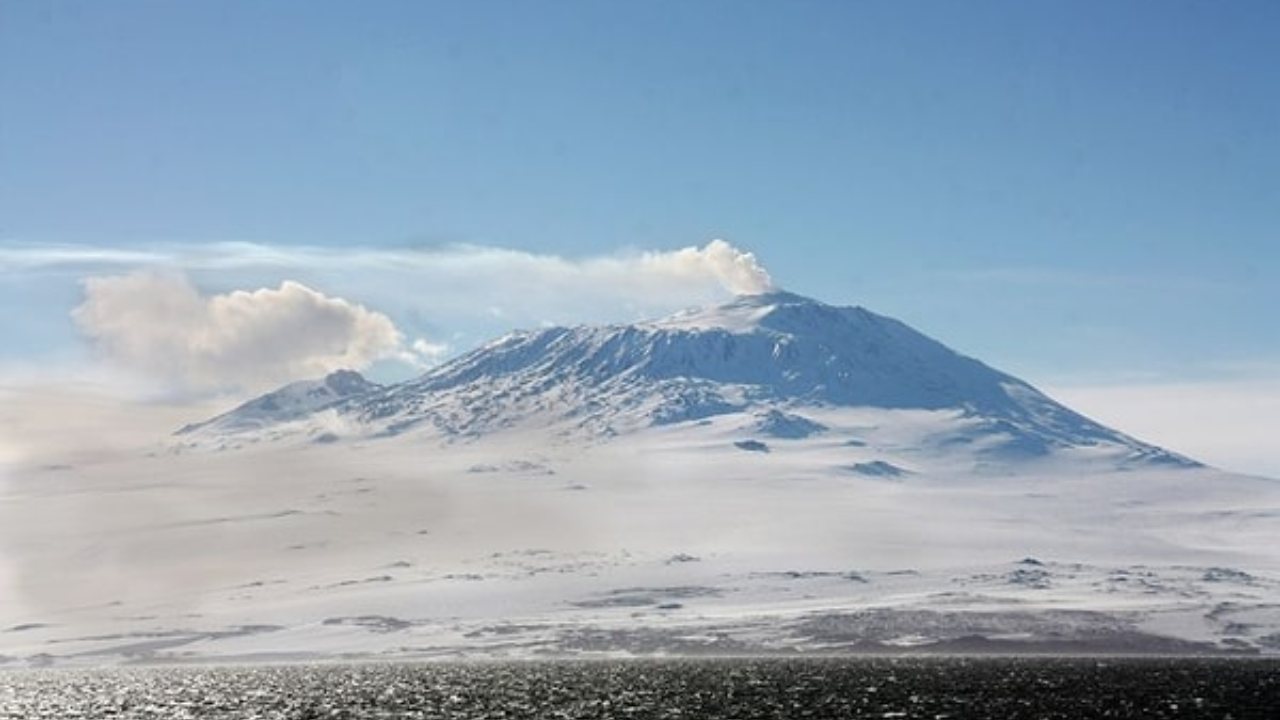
[177,369,380,437]
[180,291,1193,468]
[4,423,1278,665]
[9,290,1275,668]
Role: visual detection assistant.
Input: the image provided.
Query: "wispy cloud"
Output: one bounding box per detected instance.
[0,239,773,295]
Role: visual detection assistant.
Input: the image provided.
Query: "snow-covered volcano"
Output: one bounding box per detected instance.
[181,290,1192,468]
[12,290,1278,668]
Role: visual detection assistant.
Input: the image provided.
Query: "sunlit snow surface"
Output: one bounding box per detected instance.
[2,292,1278,666]
[2,420,1278,666]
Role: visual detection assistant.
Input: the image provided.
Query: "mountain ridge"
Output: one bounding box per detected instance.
[177,368,382,437]
[178,290,1198,468]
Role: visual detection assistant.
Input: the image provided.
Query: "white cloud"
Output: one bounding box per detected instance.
[71,272,405,394]
[1,238,774,296]
[1047,377,1280,479]
[10,239,776,377]
[636,239,772,295]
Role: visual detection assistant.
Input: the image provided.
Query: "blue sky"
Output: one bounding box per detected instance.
[1,2,1278,471]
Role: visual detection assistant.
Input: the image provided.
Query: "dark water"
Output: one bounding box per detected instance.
[1,657,1278,719]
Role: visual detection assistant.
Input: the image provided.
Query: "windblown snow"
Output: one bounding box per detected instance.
[2,291,1277,666]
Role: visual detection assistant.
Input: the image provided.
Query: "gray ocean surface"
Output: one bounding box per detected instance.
[1,657,1277,719]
